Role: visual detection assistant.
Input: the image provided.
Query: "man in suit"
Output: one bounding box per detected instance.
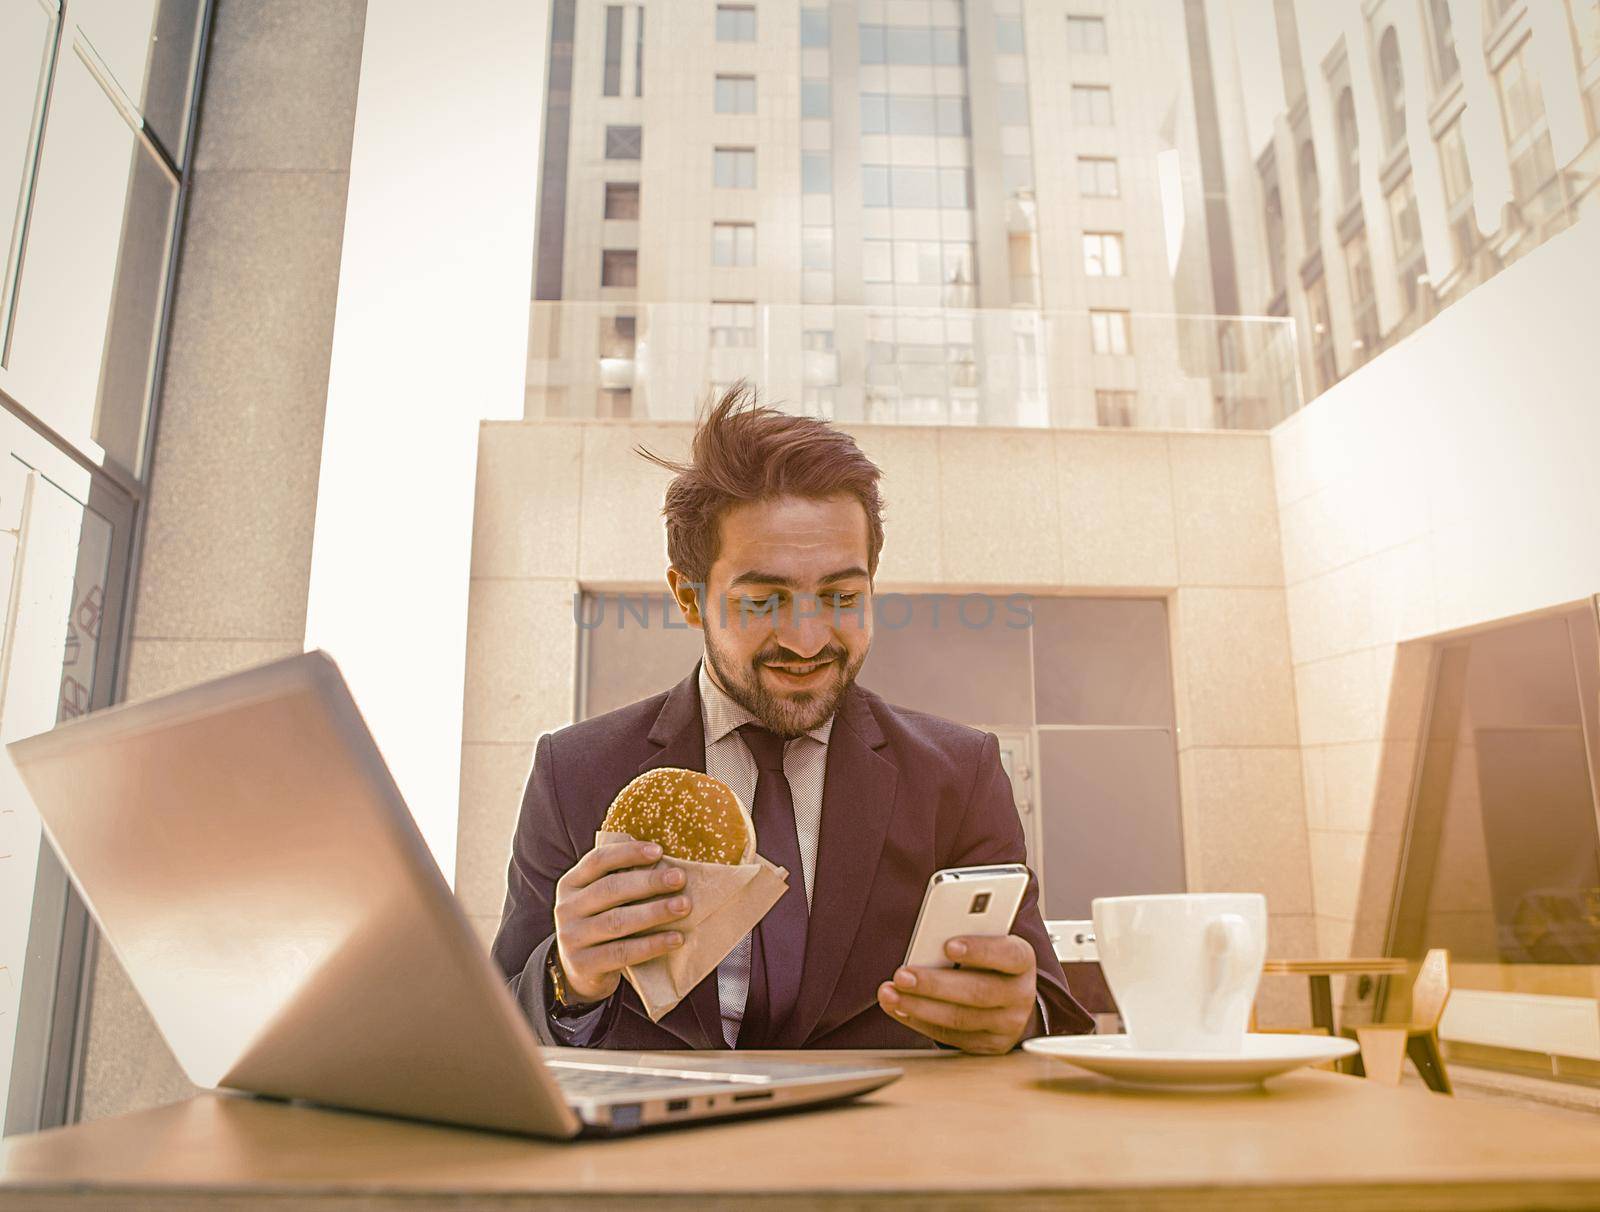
[492,387,1092,1051]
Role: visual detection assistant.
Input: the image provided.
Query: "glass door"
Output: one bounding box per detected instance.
[0,407,133,1132]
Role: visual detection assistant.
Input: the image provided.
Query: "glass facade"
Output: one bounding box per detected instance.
[0,0,208,1135]
[1390,607,1600,1051]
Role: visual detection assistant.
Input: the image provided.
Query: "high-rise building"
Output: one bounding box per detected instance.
[525,0,1300,429]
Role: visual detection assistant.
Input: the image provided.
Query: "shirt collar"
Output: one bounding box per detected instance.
[697,659,835,749]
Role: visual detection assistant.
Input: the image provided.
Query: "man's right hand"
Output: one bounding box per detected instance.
[552,840,691,1005]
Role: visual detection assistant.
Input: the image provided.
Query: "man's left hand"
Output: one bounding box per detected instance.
[876,934,1039,1055]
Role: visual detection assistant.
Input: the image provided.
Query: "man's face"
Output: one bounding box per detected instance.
[669,493,874,737]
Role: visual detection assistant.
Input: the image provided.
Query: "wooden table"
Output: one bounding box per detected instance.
[1264,957,1411,1037]
[7,1049,1600,1210]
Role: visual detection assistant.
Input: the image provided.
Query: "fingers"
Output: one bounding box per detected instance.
[881,985,1018,1035]
[560,840,664,892]
[944,933,1035,976]
[891,964,1014,1009]
[568,893,693,950]
[561,863,685,922]
[553,841,694,1002]
[876,983,1016,1055]
[876,940,1038,1056]
[589,928,685,972]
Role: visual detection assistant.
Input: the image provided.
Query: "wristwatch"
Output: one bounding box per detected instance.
[546,950,590,1017]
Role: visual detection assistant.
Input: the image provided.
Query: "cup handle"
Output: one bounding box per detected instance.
[1201,913,1252,1033]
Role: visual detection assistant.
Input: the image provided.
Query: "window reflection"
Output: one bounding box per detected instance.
[7,56,178,477]
[1394,608,1600,968]
[0,0,55,356]
[67,0,204,164]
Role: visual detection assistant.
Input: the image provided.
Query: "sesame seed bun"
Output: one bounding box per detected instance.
[601,767,755,865]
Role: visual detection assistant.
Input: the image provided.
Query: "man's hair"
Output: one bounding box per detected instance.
[636,382,885,586]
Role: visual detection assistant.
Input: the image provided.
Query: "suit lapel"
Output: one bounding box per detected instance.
[633,664,725,1050]
[776,685,897,1048]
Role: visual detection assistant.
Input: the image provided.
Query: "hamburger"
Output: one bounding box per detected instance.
[601,767,755,865]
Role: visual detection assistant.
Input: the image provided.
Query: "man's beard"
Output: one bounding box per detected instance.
[702,631,864,738]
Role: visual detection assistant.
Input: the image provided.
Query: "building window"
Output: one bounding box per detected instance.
[1345,229,1374,308]
[1335,88,1360,202]
[1009,232,1038,305]
[802,228,833,270]
[1576,0,1600,70]
[710,300,756,347]
[601,249,637,287]
[1437,121,1471,207]
[862,165,969,209]
[1377,28,1407,147]
[715,74,756,114]
[1388,174,1421,257]
[801,152,831,194]
[862,94,970,137]
[598,314,637,359]
[604,182,639,220]
[1497,39,1544,142]
[1493,34,1557,212]
[1089,309,1131,355]
[1263,176,1287,297]
[1071,85,1113,126]
[1078,156,1119,196]
[712,222,755,266]
[801,387,836,417]
[1306,275,1337,390]
[863,240,892,282]
[898,167,941,208]
[1429,0,1460,85]
[801,80,830,118]
[1082,231,1124,277]
[1297,138,1321,247]
[860,24,966,65]
[861,166,889,206]
[716,4,755,42]
[636,5,645,96]
[603,6,624,96]
[713,146,756,189]
[995,15,1025,54]
[802,328,834,351]
[1346,229,1379,360]
[800,6,829,47]
[1095,390,1135,427]
[1067,15,1107,53]
[605,124,641,159]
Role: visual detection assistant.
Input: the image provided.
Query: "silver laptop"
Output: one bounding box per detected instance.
[7,650,899,1137]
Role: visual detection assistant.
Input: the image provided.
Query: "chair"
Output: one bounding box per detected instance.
[1045,920,1121,1034]
[1353,949,1453,1094]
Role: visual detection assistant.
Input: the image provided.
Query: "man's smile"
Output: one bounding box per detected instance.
[761,655,836,687]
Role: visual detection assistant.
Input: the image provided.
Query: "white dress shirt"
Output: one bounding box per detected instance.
[698,661,832,1046]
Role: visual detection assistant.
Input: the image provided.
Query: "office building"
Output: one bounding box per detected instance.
[526,0,1298,429]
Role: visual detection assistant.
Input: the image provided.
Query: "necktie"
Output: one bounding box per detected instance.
[736,722,807,1047]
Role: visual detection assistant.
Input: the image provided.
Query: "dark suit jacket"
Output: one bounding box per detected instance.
[491,666,1093,1049]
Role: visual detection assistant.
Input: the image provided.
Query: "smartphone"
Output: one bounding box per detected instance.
[902,864,1030,969]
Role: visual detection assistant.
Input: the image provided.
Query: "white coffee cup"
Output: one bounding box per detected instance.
[1091,893,1267,1053]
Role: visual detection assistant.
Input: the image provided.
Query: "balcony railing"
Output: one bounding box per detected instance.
[525,303,1303,432]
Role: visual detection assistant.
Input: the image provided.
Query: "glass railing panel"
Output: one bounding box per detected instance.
[525,302,1302,431]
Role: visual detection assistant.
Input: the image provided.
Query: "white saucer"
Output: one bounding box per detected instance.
[1022,1032,1360,1090]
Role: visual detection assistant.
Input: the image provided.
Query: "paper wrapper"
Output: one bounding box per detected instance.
[595,829,789,1021]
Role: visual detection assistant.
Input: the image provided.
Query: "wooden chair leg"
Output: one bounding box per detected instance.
[1355,1027,1406,1086]
[1339,1027,1366,1077]
[1407,1030,1453,1095]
